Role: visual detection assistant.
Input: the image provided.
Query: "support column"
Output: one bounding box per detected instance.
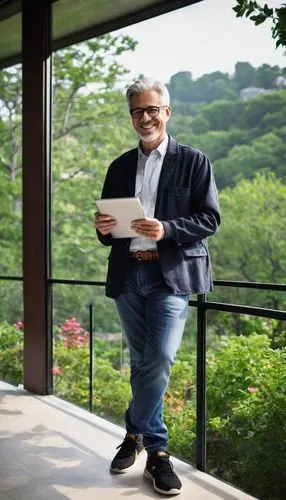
[22,0,52,394]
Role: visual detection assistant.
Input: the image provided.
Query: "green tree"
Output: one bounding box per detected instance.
[213,130,286,187]
[233,61,256,89]
[0,34,137,325]
[200,100,242,131]
[168,71,193,102]
[51,37,138,324]
[168,71,238,104]
[262,108,286,131]
[189,114,210,134]
[193,72,237,103]
[241,89,286,129]
[253,63,281,88]
[210,173,286,315]
[189,129,248,162]
[0,67,22,276]
[209,78,237,101]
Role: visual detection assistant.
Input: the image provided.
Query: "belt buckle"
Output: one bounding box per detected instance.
[135,250,143,260]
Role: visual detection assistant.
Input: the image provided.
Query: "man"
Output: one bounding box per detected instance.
[95,78,220,495]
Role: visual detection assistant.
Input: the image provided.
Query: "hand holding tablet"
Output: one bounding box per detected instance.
[95,197,146,238]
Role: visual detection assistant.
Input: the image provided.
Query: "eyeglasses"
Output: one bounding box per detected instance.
[129,106,167,119]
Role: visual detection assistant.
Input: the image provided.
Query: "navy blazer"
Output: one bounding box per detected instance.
[97,136,220,298]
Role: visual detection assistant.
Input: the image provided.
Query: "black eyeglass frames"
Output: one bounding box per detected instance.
[129,105,168,119]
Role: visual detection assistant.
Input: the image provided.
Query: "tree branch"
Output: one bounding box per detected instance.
[62,85,80,132]
[53,118,93,140]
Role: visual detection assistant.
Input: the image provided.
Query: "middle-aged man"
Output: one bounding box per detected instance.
[95,78,220,495]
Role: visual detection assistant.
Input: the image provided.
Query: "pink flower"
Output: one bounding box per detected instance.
[14,320,24,330]
[52,366,64,376]
[64,337,74,347]
[247,386,259,393]
[59,318,85,336]
[58,317,89,348]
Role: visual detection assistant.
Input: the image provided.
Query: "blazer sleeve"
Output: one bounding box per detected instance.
[162,152,220,244]
[96,162,116,247]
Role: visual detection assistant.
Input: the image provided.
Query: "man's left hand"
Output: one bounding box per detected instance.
[131,218,165,241]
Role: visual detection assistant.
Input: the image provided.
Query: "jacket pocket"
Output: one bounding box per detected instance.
[167,188,191,218]
[181,244,207,257]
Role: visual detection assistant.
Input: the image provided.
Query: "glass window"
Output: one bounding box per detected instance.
[0,61,23,386]
[0,280,23,386]
[0,64,22,277]
[51,1,285,496]
[51,35,135,281]
[52,283,126,420]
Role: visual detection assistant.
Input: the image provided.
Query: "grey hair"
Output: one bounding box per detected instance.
[126,78,170,108]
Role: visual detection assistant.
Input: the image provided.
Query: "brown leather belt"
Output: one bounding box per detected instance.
[128,250,160,261]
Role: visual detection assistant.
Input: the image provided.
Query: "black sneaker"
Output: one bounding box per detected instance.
[144,450,182,495]
[110,433,144,473]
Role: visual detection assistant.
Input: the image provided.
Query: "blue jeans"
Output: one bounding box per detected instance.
[115,260,189,455]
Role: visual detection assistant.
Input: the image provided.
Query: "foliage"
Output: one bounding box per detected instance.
[207,334,286,499]
[167,64,285,106]
[0,281,23,325]
[233,61,257,89]
[233,0,286,49]
[210,173,286,288]
[1,319,286,499]
[191,129,248,162]
[169,89,286,192]
[213,125,286,188]
[0,67,22,276]
[0,321,23,385]
[52,317,130,417]
[209,173,286,340]
[242,89,286,130]
[51,37,137,285]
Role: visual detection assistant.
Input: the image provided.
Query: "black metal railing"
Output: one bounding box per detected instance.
[1,274,286,475]
[49,276,286,473]
[191,280,286,471]
[0,276,23,281]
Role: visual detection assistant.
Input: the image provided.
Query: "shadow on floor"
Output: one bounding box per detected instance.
[0,392,165,499]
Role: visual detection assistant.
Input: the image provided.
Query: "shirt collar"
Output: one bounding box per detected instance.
[138,134,169,159]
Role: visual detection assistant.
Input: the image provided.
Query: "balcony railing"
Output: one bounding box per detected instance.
[0,274,286,499]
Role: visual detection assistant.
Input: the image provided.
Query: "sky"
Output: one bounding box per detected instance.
[112,0,285,84]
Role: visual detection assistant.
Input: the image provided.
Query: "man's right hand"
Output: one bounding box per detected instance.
[95,213,117,235]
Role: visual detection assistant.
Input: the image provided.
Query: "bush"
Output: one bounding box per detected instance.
[207,334,286,499]
[0,321,23,385]
[52,317,129,418]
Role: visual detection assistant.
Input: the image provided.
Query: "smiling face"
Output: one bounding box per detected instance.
[130,89,171,154]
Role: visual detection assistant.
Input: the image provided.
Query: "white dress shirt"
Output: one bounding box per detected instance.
[130,134,168,251]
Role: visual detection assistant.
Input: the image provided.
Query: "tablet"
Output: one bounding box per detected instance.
[95,197,146,238]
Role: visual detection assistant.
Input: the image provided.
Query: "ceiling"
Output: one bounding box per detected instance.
[0,0,200,69]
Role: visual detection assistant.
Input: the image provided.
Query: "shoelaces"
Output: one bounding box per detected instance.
[153,456,175,476]
[115,437,138,458]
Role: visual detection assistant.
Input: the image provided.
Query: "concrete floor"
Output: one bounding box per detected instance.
[0,381,257,500]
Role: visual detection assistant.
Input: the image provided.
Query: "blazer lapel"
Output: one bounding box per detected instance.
[155,136,178,208]
[127,149,138,196]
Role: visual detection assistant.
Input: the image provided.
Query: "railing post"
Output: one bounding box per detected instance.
[196,293,206,471]
[89,302,95,413]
